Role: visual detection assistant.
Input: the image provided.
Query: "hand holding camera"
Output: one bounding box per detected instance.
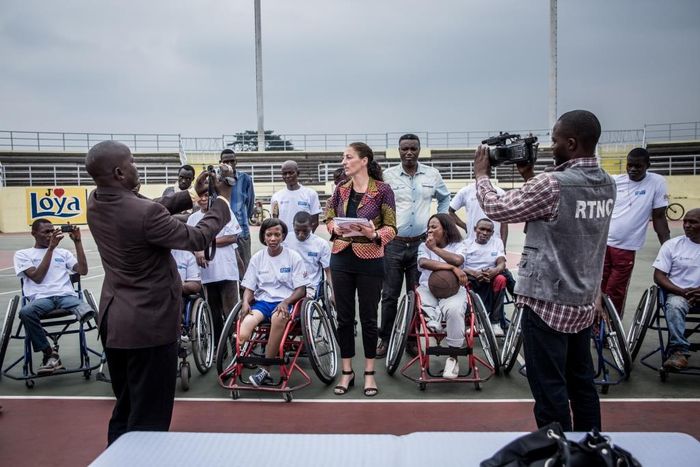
[207,164,235,202]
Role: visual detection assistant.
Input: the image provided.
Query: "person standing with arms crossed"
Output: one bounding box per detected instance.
[602,147,670,316]
[86,141,233,445]
[377,134,450,357]
[325,142,396,396]
[474,110,614,431]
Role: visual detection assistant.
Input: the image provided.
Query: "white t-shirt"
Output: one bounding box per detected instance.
[14,247,78,300]
[607,172,668,251]
[270,185,322,231]
[462,236,506,271]
[187,210,242,284]
[450,184,506,241]
[171,249,201,284]
[283,234,331,289]
[416,242,466,288]
[652,236,700,290]
[241,247,309,303]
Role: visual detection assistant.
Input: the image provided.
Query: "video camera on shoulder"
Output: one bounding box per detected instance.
[481,132,539,167]
[207,164,236,187]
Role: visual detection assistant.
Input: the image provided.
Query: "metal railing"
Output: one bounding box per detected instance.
[0,131,181,152]
[644,122,700,144]
[2,124,698,155]
[0,163,182,187]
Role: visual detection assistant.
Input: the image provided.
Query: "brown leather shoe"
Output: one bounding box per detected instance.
[663,351,689,371]
[376,340,388,358]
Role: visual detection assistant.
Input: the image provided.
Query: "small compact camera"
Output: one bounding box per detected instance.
[481,132,539,167]
[60,225,76,233]
[207,165,236,187]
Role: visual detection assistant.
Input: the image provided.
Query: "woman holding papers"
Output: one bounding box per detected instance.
[325,142,397,397]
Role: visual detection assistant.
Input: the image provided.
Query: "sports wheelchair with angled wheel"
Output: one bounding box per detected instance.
[177,293,215,391]
[385,286,500,391]
[216,296,339,402]
[0,274,104,388]
[627,285,700,381]
[499,294,631,393]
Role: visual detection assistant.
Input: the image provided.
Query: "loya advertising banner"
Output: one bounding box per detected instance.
[25,187,88,225]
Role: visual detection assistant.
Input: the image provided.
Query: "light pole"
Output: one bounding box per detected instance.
[254,0,265,151]
[549,0,558,129]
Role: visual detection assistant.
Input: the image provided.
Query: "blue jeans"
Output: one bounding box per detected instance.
[665,293,691,354]
[521,306,601,431]
[19,295,83,352]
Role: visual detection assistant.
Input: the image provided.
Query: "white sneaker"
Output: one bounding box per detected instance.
[443,357,459,379]
[492,324,505,337]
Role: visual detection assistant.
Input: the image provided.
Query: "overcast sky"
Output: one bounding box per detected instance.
[1,0,699,138]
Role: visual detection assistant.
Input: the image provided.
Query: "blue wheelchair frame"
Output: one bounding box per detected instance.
[0,273,104,388]
[635,286,700,381]
[177,292,214,391]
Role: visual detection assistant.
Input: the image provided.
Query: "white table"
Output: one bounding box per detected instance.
[90,431,700,466]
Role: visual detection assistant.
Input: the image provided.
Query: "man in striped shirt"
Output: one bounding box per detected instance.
[474,110,614,432]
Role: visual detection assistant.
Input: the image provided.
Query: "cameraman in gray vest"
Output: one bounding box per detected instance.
[473,110,615,432]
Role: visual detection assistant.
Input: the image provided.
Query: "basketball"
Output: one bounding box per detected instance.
[428,269,460,299]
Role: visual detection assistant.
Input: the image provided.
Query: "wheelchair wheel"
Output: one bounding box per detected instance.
[216,302,242,376]
[0,296,19,375]
[322,280,339,340]
[602,295,632,378]
[180,362,191,391]
[627,286,657,361]
[301,299,339,385]
[470,291,501,375]
[191,298,215,375]
[386,291,415,376]
[500,305,523,375]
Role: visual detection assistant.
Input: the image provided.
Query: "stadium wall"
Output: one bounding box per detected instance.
[1,176,699,233]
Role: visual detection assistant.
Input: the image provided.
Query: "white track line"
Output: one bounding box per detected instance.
[1,395,699,403]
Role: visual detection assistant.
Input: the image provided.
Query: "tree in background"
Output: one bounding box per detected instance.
[227,130,294,151]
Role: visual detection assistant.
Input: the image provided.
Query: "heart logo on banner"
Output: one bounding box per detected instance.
[54,188,65,198]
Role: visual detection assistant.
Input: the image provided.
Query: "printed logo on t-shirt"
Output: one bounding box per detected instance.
[280,267,291,273]
[491,252,497,256]
[307,252,318,257]
[634,190,647,196]
[54,258,65,263]
[297,201,310,208]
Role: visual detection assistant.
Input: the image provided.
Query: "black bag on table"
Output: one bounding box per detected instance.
[480,422,642,467]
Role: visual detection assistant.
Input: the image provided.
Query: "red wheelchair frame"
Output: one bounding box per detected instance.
[216,297,338,402]
[386,285,501,391]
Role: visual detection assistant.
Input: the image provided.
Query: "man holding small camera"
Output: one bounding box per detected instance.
[474,110,615,432]
[13,219,88,375]
[86,140,233,445]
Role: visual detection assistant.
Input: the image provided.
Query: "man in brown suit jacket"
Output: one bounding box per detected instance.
[86,140,233,445]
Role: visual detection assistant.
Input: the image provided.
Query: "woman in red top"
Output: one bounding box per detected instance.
[325,142,397,397]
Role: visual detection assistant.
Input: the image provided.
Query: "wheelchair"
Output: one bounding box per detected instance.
[216,294,339,402]
[0,274,104,388]
[499,294,631,394]
[177,293,215,391]
[627,285,700,381]
[385,285,501,391]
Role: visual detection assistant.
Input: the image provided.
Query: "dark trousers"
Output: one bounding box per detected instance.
[332,269,383,359]
[521,306,601,432]
[469,274,507,325]
[237,235,252,272]
[203,280,239,344]
[379,240,420,341]
[103,341,178,445]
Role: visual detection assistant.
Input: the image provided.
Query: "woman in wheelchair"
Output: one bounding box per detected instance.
[416,214,468,378]
[238,218,308,387]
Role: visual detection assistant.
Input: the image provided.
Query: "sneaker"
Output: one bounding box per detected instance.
[376,339,388,358]
[492,324,505,337]
[37,353,64,375]
[248,368,273,387]
[663,351,689,371]
[443,357,459,379]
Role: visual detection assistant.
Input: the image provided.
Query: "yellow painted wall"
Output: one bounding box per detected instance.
[2,176,698,233]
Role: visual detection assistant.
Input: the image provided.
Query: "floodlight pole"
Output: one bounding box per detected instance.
[254,0,265,151]
[549,0,558,129]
